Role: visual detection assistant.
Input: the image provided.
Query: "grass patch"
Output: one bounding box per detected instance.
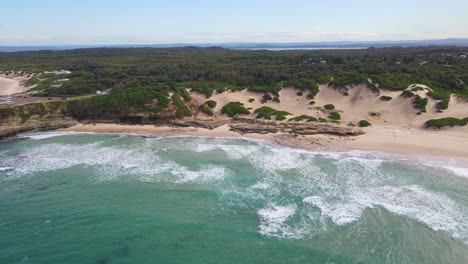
[425,117,468,128]
[289,115,317,122]
[254,106,291,121]
[221,102,250,117]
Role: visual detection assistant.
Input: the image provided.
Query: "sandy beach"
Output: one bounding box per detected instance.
[61,123,468,158]
[61,84,468,158]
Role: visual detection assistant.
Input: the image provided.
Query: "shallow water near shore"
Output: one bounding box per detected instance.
[0,133,467,263]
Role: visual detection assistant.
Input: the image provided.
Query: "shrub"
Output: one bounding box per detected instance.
[401,90,414,98]
[261,93,273,103]
[359,120,372,127]
[175,87,192,101]
[272,96,280,103]
[425,117,468,128]
[328,112,341,120]
[204,100,217,109]
[248,98,255,103]
[171,94,192,117]
[221,102,250,117]
[190,82,215,98]
[379,96,393,101]
[254,106,291,121]
[323,104,335,110]
[200,105,213,116]
[318,118,328,123]
[413,95,428,112]
[297,91,303,96]
[369,112,379,117]
[436,98,449,110]
[285,79,319,98]
[309,101,315,105]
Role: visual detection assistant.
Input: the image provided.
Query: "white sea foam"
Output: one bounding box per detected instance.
[173,165,227,183]
[2,134,468,243]
[18,131,96,140]
[304,185,468,243]
[0,167,15,172]
[258,204,298,238]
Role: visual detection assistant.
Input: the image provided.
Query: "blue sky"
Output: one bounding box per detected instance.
[1,0,468,45]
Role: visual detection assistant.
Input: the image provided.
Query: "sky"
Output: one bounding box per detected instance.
[1,0,468,45]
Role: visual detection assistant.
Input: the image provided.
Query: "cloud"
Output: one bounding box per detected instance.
[2,30,468,46]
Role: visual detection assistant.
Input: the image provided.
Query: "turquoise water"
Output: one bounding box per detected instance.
[0,133,467,264]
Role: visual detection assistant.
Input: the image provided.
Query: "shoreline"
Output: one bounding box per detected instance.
[59,123,468,159]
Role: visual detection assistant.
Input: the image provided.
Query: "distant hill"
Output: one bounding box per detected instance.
[1,38,468,52]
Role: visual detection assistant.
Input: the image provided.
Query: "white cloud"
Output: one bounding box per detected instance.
[1,30,468,45]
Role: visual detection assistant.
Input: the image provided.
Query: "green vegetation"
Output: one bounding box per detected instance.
[359,120,372,127]
[318,118,328,123]
[289,115,318,122]
[297,92,303,96]
[401,90,414,98]
[379,96,393,101]
[425,117,468,128]
[328,112,341,120]
[369,112,380,117]
[285,79,319,98]
[309,101,315,105]
[323,104,335,110]
[171,93,192,117]
[221,102,250,117]
[261,94,273,103]
[254,106,291,121]
[175,87,191,101]
[248,98,255,103]
[204,100,217,109]
[436,98,450,110]
[1,46,468,121]
[411,87,424,92]
[413,95,428,112]
[200,105,213,116]
[65,87,170,120]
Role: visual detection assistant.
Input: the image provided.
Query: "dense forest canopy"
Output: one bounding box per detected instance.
[0,46,467,99]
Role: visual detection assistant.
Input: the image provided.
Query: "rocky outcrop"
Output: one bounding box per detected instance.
[229,121,365,136]
[0,102,77,139]
[0,119,78,139]
[167,119,228,129]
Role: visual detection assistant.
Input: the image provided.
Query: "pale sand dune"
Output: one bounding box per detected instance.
[193,85,468,127]
[62,85,468,157]
[0,74,30,96]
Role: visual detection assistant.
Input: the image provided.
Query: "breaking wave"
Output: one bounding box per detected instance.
[1,132,467,243]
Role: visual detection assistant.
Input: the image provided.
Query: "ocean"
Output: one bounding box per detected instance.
[0,133,467,264]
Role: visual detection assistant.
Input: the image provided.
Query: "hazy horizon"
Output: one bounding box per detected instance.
[2,0,468,46]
